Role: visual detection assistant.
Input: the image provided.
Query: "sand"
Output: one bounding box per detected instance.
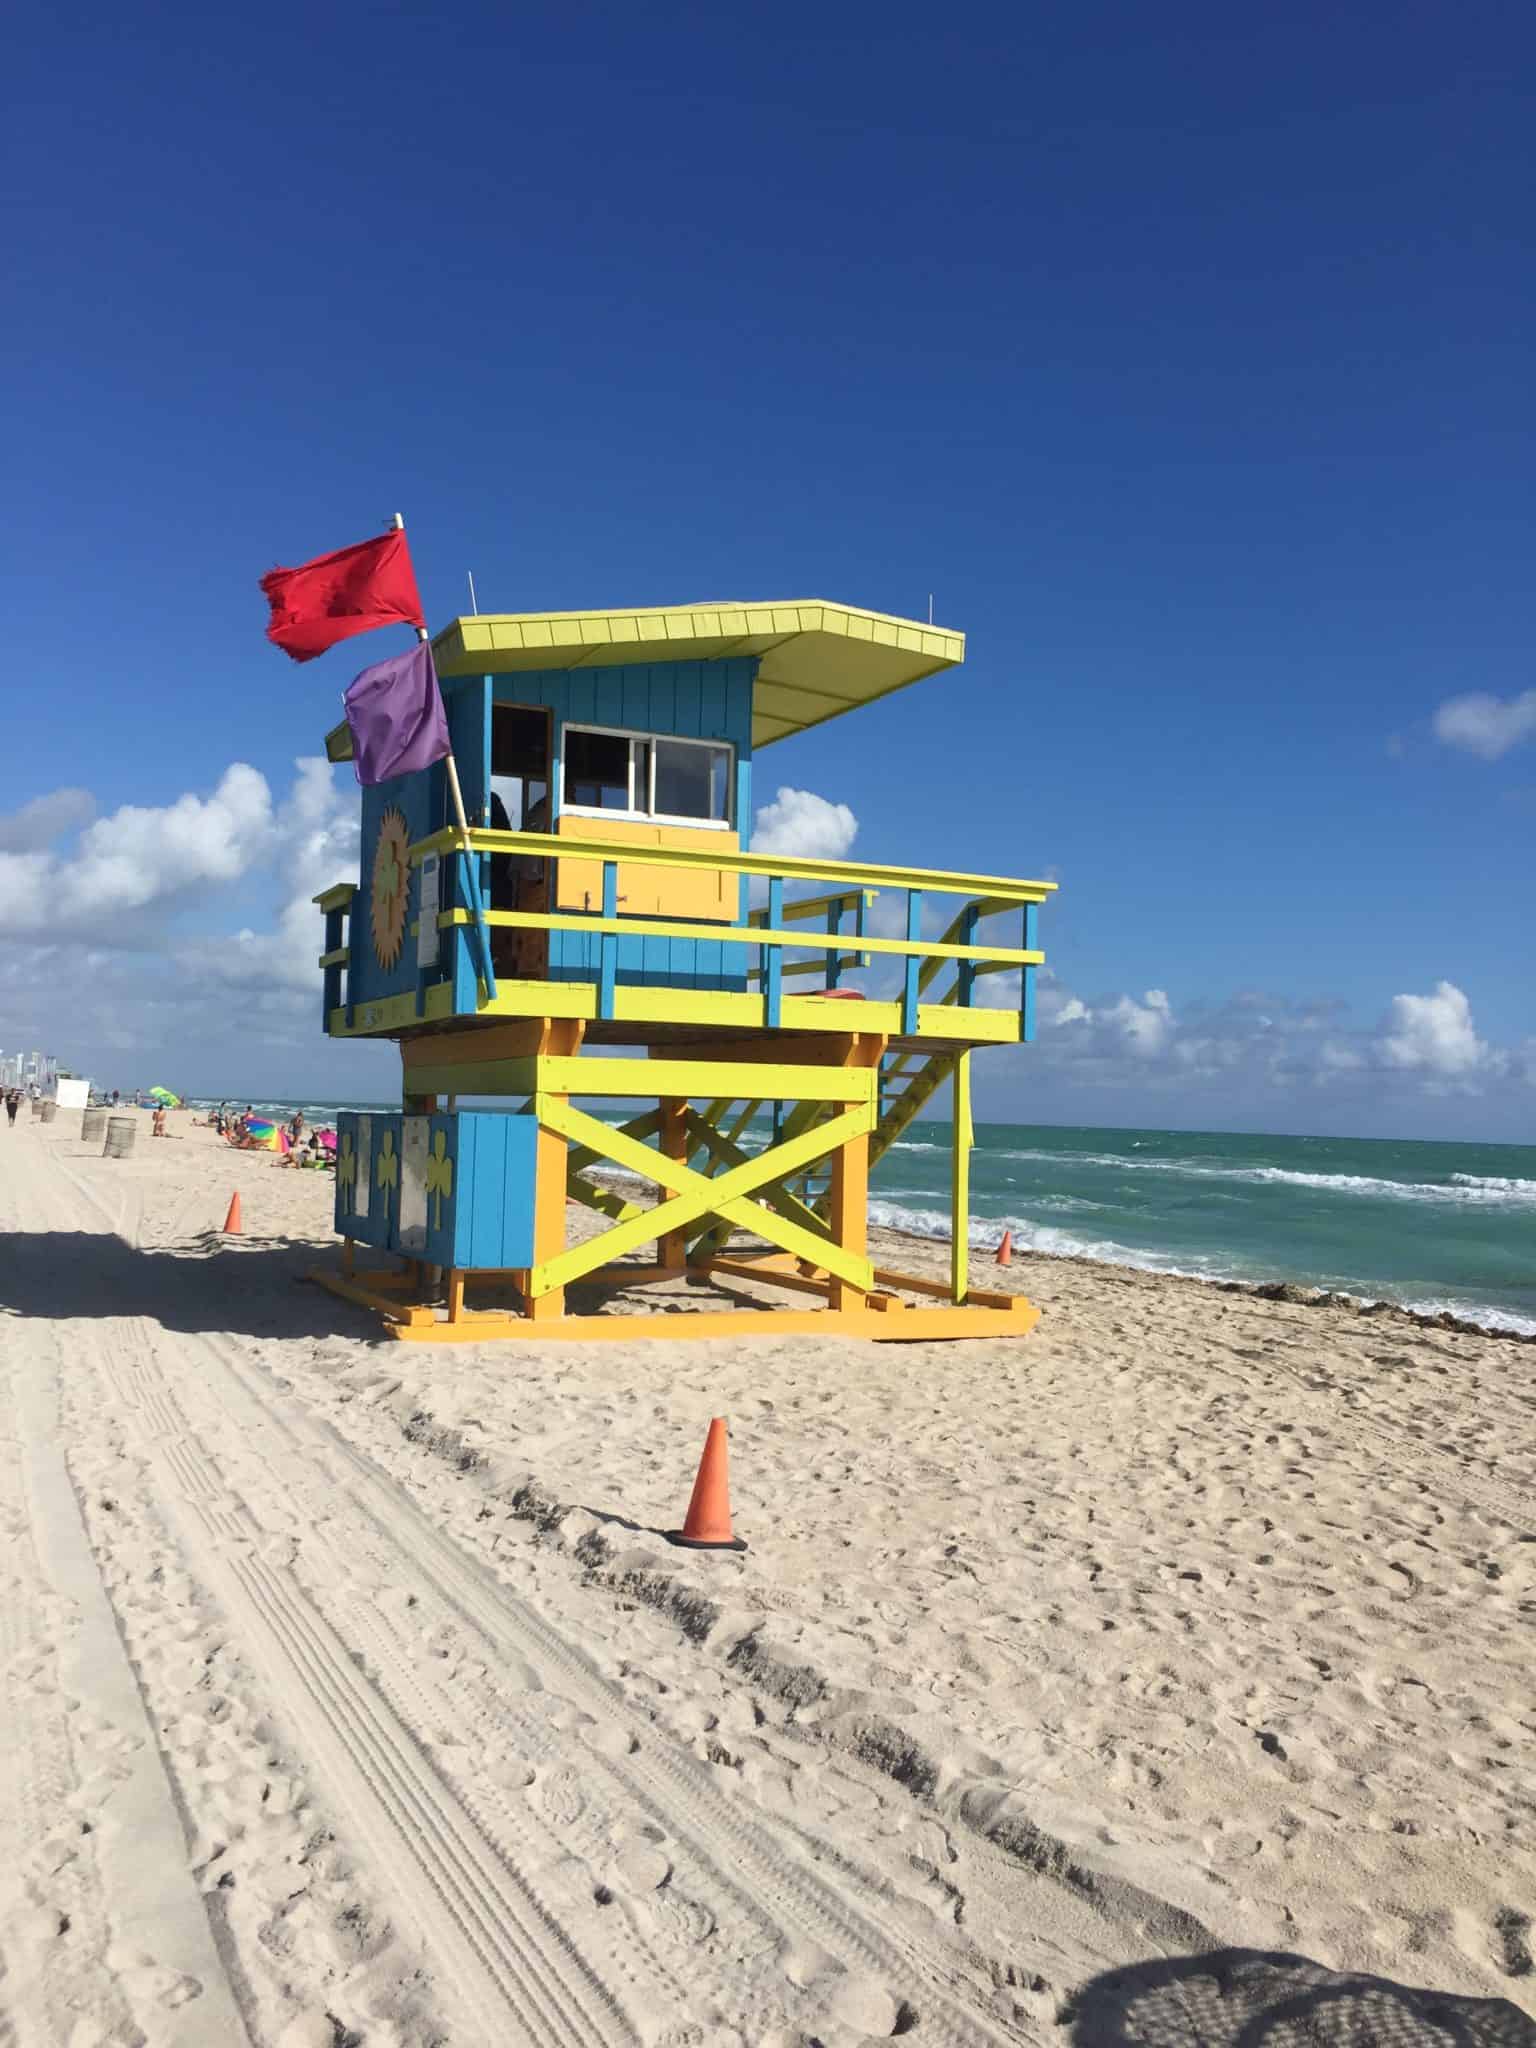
[1,1110,1532,2046]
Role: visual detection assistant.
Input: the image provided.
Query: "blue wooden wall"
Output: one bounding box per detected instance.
[334,1110,537,1269]
[487,658,754,822]
[444,676,489,824]
[346,766,440,1013]
[490,659,755,993]
[338,660,760,1016]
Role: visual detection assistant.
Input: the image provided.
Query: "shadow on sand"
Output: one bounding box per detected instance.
[0,1229,772,1345]
[0,1228,393,1346]
[1068,1949,1535,2048]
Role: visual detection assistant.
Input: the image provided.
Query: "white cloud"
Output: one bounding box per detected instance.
[1376,980,1490,1076]
[0,765,275,936]
[1103,988,1172,1056]
[1432,689,1536,762]
[0,787,96,850]
[0,753,391,1097]
[1035,978,1174,1058]
[185,760,360,992]
[752,787,858,861]
[1023,970,1518,1105]
[0,757,360,1085]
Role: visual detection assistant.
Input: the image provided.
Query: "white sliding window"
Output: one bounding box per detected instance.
[562,725,732,828]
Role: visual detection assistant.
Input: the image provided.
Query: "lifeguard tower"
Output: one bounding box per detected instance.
[311,599,1055,1342]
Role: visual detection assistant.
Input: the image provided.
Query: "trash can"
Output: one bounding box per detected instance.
[81,1107,108,1145]
[39,1100,57,1124]
[103,1116,138,1159]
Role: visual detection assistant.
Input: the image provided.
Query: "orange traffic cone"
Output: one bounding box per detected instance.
[995,1228,1012,1266]
[222,1191,242,1234]
[666,1418,747,1552]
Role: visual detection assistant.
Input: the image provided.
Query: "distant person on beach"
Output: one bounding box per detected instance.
[5,1092,17,1126]
[289,1110,305,1143]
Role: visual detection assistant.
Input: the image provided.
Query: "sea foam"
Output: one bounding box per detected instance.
[985,1148,1536,1205]
[866,1200,1533,1337]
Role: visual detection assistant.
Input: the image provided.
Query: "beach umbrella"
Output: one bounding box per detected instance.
[315,1129,338,1155]
[242,1118,290,1153]
[148,1087,181,1106]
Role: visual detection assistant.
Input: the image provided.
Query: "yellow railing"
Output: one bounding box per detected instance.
[398,825,1053,1031]
[409,825,1054,905]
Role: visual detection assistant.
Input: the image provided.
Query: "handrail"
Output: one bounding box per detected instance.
[746,887,874,928]
[322,825,1046,1036]
[407,824,1056,904]
[436,906,1043,967]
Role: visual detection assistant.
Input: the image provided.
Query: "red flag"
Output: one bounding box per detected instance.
[259,529,425,662]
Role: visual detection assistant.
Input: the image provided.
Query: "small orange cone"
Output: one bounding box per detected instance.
[995,1228,1012,1266]
[666,1418,747,1552]
[222,1192,242,1234]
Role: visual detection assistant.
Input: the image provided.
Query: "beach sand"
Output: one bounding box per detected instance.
[2,1111,1532,2045]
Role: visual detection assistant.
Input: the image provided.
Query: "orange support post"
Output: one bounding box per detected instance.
[658,1098,689,1269]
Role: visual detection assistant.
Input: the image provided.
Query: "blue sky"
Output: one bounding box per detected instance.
[2,0,1531,1137]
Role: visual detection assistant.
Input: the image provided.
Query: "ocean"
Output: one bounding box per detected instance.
[872,1122,1536,1335]
[193,1101,1536,1336]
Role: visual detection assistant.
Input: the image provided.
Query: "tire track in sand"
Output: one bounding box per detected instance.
[37,1123,1025,2043]
[0,1134,246,2046]
[184,1322,1023,2046]
[99,1314,637,2047]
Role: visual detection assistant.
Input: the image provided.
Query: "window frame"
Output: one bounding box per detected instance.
[559,722,735,831]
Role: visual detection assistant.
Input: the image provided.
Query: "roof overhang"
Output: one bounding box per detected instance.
[323,599,964,761]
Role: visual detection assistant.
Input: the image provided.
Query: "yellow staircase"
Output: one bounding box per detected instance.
[676,898,1007,1258]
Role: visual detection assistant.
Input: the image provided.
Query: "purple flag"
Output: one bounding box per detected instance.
[343,641,451,787]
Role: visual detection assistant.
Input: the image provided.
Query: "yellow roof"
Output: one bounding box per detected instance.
[324,599,964,761]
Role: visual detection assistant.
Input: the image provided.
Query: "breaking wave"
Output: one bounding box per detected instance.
[866,1201,1535,1336]
[985,1149,1536,1205]
[866,1200,1232,1281]
[1401,1298,1536,1339]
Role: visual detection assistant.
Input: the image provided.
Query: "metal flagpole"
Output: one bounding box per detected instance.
[393,515,498,1000]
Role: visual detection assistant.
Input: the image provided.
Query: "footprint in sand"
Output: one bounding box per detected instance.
[533,1764,586,1830]
[610,1844,672,1893]
[649,1887,715,1946]
[107,1946,203,2010]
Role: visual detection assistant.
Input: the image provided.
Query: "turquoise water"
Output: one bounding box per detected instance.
[870,1123,1536,1334]
[198,1100,1536,1335]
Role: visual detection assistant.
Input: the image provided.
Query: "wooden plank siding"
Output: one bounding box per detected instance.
[486,657,757,995]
